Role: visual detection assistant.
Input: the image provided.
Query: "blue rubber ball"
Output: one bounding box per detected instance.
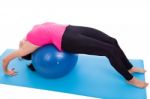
[32,44,78,78]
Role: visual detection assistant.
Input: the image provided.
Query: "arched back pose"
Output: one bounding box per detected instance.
[2,22,148,88]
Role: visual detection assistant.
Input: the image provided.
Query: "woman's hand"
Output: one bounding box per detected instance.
[4,68,17,76]
[3,58,17,76]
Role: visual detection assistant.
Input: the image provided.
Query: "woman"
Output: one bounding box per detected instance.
[2,22,148,88]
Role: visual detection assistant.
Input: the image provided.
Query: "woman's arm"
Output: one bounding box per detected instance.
[19,38,26,48]
[3,50,21,75]
[2,40,39,76]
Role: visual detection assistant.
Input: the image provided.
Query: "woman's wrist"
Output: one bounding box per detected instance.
[2,58,9,72]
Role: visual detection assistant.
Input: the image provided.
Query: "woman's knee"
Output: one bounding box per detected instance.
[105,45,120,57]
[111,38,119,46]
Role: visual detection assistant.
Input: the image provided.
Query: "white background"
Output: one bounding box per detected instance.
[0,0,149,99]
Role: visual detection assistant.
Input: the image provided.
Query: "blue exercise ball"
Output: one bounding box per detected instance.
[32,44,78,78]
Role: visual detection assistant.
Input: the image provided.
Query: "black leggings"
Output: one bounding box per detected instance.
[22,25,133,80]
[61,25,133,80]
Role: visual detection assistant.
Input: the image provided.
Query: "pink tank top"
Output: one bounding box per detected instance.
[26,22,68,51]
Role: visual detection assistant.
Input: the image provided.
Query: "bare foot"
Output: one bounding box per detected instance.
[127,77,148,88]
[128,67,146,74]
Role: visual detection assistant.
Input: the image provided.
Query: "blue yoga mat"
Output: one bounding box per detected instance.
[0,49,147,99]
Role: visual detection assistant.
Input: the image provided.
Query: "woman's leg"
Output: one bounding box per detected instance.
[61,25,148,88]
[62,29,133,80]
[80,26,146,73]
[78,26,133,70]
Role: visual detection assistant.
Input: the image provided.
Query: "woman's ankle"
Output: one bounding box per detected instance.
[127,77,148,88]
[128,67,146,73]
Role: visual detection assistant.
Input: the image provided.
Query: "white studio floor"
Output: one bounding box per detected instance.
[0,0,150,99]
